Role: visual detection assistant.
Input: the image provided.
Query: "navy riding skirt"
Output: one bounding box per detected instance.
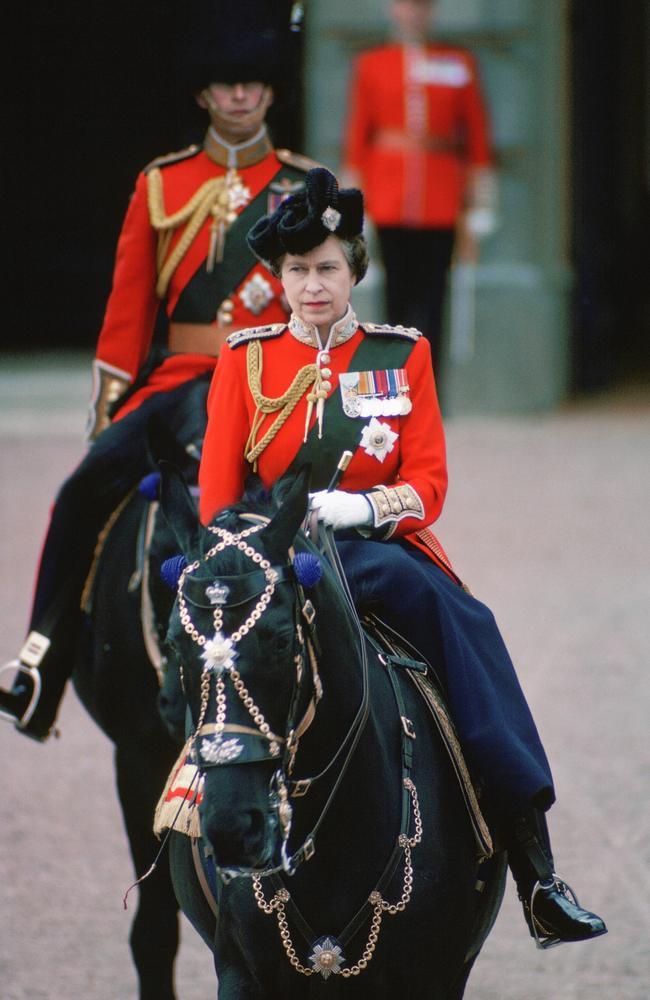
[337,538,555,812]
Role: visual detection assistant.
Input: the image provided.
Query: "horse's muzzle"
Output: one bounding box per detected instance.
[200,798,278,873]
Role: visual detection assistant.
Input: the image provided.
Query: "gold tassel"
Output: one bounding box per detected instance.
[304,390,316,442]
[316,390,326,439]
[207,218,226,272]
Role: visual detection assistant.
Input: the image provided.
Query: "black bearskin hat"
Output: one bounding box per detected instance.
[247,168,364,261]
[176,0,295,95]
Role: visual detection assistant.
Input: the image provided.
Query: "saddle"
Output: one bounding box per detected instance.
[362,613,493,860]
[80,487,170,686]
[80,418,204,688]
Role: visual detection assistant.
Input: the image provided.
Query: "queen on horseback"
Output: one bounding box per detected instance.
[196,165,606,950]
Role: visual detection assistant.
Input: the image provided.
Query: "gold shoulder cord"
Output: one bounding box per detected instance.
[244,340,319,469]
[147,167,243,298]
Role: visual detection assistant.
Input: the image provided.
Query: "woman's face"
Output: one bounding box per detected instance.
[280,236,355,335]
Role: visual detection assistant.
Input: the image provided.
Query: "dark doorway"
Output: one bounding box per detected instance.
[4,2,304,352]
[570,0,650,392]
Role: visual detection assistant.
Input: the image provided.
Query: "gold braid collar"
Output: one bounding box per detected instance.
[245,340,320,469]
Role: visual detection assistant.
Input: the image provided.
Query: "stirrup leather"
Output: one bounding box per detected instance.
[527,874,580,950]
[0,659,42,729]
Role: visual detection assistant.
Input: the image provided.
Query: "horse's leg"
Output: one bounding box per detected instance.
[169,833,218,951]
[116,740,180,1000]
[448,852,508,999]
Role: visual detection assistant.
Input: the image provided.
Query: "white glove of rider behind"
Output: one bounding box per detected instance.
[309,490,372,531]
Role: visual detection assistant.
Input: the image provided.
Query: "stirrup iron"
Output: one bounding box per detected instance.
[529,873,580,950]
[0,659,42,729]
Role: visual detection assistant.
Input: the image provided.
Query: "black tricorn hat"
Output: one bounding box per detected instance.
[247,168,364,261]
[176,0,294,94]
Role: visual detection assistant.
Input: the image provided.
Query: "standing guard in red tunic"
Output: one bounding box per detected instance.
[0,1,318,741]
[342,0,497,371]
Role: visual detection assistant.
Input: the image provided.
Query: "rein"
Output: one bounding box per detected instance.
[249,526,426,980]
[275,526,372,874]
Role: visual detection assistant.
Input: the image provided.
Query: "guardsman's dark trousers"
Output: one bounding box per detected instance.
[21,374,210,737]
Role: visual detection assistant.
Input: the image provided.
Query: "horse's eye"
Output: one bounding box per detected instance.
[272,632,293,656]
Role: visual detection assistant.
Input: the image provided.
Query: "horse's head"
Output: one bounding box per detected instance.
[160,463,325,875]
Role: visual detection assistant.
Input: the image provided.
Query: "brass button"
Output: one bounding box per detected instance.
[320,352,331,364]
[320,367,332,378]
[321,380,332,392]
[221,299,234,311]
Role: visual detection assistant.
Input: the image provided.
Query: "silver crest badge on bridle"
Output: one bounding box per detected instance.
[205,580,230,605]
[177,523,281,768]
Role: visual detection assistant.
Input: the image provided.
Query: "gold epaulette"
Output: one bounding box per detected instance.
[227,324,286,349]
[276,149,323,172]
[143,144,202,174]
[363,322,422,342]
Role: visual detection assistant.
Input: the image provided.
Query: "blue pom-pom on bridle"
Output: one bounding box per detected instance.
[139,472,161,500]
[293,552,323,588]
[161,554,188,590]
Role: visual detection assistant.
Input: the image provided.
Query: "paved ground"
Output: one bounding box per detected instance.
[1,352,648,999]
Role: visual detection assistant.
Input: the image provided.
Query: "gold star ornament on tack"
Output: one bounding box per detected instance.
[309,936,345,979]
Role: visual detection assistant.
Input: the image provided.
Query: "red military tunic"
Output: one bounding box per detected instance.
[199,308,454,572]
[91,129,315,421]
[344,43,492,228]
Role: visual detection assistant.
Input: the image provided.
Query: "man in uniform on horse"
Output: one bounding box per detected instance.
[0,0,317,742]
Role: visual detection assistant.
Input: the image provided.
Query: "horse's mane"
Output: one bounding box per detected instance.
[198,473,303,569]
[209,473,283,523]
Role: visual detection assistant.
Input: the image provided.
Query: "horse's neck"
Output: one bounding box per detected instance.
[292,626,402,851]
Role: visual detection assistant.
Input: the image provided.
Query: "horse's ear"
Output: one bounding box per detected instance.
[146,414,190,470]
[159,459,201,555]
[264,465,311,560]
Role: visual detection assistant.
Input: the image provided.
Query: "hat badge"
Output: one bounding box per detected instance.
[321,205,342,232]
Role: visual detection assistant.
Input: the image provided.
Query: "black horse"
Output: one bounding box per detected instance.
[160,464,506,999]
[71,461,190,1000]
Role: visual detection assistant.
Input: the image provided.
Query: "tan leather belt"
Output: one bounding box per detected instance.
[168,322,233,357]
[373,128,459,154]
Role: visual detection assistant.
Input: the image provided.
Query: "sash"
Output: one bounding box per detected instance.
[171,164,305,323]
[285,333,417,490]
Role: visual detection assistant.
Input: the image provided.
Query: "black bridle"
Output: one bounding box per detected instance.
[179,515,372,880]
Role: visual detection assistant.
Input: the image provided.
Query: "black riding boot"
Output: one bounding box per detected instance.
[506,808,607,948]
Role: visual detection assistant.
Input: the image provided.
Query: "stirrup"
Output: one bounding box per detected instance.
[0,659,42,729]
[529,873,580,950]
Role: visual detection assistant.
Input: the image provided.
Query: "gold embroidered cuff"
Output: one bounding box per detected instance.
[86,361,131,442]
[364,484,425,535]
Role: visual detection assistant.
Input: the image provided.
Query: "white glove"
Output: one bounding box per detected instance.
[309,490,372,531]
[464,206,498,239]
